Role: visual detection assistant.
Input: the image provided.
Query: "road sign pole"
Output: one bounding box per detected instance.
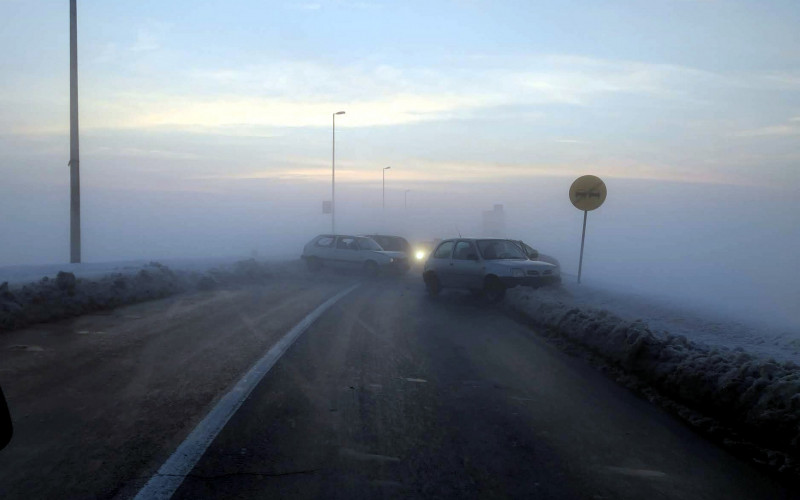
[569,174,606,285]
[577,210,587,284]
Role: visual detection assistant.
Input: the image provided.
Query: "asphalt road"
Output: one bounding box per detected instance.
[173,277,791,499]
[0,274,350,499]
[0,271,794,499]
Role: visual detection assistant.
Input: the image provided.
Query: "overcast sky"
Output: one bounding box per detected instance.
[2,0,799,189]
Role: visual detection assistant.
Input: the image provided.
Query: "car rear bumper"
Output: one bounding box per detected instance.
[500,275,561,288]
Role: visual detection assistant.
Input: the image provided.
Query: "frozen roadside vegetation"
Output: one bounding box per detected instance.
[506,283,800,477]
[0,257,240,286]
[0,259,305,332]
[555,281,800,363]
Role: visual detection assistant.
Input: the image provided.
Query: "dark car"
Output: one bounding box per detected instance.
[365,235,412,254]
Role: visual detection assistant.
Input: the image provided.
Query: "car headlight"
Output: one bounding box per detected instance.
[415,250,426,261]
[511,268,524,278]
[389,258,395,263]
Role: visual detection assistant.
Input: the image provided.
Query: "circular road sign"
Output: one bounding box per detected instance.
[569,175,607,211]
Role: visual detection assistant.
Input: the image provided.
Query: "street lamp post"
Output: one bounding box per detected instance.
[382,166,391,217]
[404,189,411,211]
[332,111,345,233]
[69,0,81,263]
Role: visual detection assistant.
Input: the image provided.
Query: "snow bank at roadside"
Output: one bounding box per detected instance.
[557,281,800,363]
[0,257,240,286]
[507,285,800,475]
[0,259,300,332]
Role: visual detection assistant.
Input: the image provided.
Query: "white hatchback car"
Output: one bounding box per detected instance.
[423,238,560,301]
[302,234,409,275]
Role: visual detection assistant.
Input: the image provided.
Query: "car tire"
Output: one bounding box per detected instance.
[305,257,322,271]
[424,273,441,296]
[483,276,506,303]
[364,260,379,277]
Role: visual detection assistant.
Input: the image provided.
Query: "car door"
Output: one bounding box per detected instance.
[450,240,483,289]
[310,235,336,262]
[334,236,361,269]
[354,238,377,265]
[429,240,456,286]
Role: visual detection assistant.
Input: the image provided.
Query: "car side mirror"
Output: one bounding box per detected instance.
[0,384,12,451]
[528,249,539,259]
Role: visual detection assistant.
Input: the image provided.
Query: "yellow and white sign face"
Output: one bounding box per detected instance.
[569,175,607,211]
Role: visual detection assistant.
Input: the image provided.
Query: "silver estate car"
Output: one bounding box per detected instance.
[423,238,560,301]
[302,234,409,275]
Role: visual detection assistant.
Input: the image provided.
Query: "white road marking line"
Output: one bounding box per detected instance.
[133,284,360,500]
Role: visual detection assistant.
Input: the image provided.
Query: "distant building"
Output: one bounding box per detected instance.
[482,204,506,237]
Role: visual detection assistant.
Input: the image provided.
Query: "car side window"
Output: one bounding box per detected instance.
[453,241,478,260]
[433,241,454,259]
[337,237,357,250]
[316,237,334,247]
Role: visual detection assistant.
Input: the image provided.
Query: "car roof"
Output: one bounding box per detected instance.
[438,237,511,242]
[365,234,406,239]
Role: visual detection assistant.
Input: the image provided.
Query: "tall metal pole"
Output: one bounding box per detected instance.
[380,166,391,230]
[331,113,336,234]
[577,210,587,284]
[69,0,81,263]
[331,111,345,233]
[382,166,391,219]
[404,189,410,211]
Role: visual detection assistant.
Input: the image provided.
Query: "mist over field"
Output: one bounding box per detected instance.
[1,148,797,330]
[1,0,799,329]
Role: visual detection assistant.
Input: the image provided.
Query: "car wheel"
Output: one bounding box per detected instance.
[305,257,322,271]
[364,260,379,277]
[483,276,506,303]
[424,273,441,296]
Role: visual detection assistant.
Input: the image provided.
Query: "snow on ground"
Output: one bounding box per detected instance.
[551,279,800,363]
[0,257,304,332]
[0,256,242,286]
[506,281,800,475]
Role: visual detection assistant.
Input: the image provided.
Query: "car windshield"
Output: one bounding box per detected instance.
[477,240,527,260]
[519,241,536,257]
[356,237,382,251]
